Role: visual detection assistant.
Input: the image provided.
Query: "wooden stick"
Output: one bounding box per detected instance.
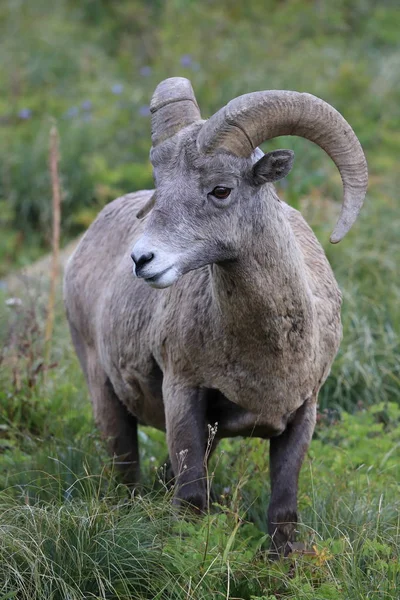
[44,125,61,366]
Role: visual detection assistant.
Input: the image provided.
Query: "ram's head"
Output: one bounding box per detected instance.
[131,78,368,288]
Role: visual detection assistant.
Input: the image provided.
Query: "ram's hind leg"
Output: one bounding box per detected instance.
[74,341,140,486]
[91,371,140,486]
[268,398,316,558]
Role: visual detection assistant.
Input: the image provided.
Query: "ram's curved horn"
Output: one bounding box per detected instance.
[151,77,202,147]
[136,193,156,220]
[197,91,368,243]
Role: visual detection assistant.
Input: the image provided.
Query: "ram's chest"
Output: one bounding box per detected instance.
[209,348,314,421]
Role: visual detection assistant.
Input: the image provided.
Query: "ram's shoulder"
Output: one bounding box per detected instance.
[94,190,154,225]
[281,202,315,239]
[282,201,342,303]
[281,202,326,260]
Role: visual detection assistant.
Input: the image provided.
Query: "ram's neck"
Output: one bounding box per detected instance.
[210,196,314,345]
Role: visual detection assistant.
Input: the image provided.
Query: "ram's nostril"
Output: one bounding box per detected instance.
[131,251,154,269]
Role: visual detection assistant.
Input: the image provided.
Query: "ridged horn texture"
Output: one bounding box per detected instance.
[197,91,368,243]
[150,77,201,147]
[136,192,156,220]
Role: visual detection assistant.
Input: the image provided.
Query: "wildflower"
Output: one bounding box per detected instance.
[312,544,333,566]
[180,54,192,67]
[81,100,92,111]
[5,297,22,307]
[139,105,151,117]
[111,83,124,95]
[18,108,32,120]
[65,106,79,118]
[280,178,288,189]
[64,488,73,502]
[140,66,152,77]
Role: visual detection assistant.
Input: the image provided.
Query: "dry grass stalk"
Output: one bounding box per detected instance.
[44,124,61,366]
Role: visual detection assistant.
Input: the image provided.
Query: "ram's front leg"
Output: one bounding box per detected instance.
[268,398,316,558]
[163,377,208,512]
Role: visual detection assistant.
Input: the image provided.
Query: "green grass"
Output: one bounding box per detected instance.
[318,198,400,412]
[0,388,399,599]
[1,465,398,599]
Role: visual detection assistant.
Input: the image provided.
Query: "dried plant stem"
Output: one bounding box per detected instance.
[44,125,61,370]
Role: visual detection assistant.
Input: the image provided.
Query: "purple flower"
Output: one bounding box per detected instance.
[180,54,192,67]
[139,105,151,117]
[65,106,79,118]
[81,100,92,111]
[279,178,288,189]
[5,297,22,307]
[18,108,32,120]
[111,83,124,95]
[140,66,152,77]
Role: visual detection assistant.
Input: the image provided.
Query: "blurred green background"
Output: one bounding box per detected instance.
[1,0,399,273]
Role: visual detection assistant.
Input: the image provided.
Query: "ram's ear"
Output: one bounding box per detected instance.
[136,193,156,219]
[251,150,294,185]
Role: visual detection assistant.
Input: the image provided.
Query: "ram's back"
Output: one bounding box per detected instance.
[64,191,154,346]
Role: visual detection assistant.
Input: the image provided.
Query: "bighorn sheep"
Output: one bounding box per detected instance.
[64,77,368,555]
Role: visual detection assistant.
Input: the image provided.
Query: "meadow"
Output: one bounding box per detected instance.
[0,1,399,598]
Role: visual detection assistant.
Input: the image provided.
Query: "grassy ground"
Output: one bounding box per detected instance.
[1,0,400,598]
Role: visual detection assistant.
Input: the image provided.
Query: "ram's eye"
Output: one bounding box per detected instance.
[211,186,231,200]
